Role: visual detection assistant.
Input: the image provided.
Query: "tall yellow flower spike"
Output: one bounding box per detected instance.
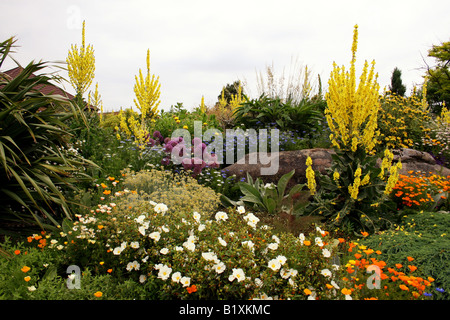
[306,156,316,195]
[89,83,103,121]
[325,25,380,154]
[438,102,450,125]
[229,82,243,114]
[133,49,161,120]
[219,87,227,111]
[200,95,206,113]
[67,20,95,98]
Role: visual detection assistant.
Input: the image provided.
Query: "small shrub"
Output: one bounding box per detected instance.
[359,211,449,300]
[122,169,221,215]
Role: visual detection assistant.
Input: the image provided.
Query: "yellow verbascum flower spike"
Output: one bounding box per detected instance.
[67,20,95,98]
[306,156,316,195]
[200,95,206,113]
[325,24,380,154]
[133,49,161,120]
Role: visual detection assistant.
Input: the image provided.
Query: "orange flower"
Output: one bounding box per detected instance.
[363,249,374,255]
[94,291,103,298]
[361,231,369,237]
[100,183,107,188]
[427,277,435,283]
[303,240,311,246]
[108,176,115,181]
[107,269,113,273]
[103,190,111,195]
[338,238,346,243]
[395,263,403,269]
[341,288,352,295]
[14,250,21,255]
[21,266,31,273]
[408,265,417,272]
[399,284,409,291]
[354,253,362,259]
[98,225,104,230]
[304,288,312,295]
[348,242,357,252]
[24,276,31,282]
[326,284,334,289]
[187,285,197,294]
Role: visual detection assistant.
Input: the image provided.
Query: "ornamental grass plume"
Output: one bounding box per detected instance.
[67,20,95,101]
[325,24,380,154]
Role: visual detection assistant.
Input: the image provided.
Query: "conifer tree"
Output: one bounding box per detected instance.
[389,67,406,96]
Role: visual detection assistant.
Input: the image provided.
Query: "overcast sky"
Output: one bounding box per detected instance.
[1,0,449,112]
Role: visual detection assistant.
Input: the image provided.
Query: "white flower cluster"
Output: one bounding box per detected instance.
[102,200,344,300]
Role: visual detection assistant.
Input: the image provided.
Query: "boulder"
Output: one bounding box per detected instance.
[222,148,450,188]
[389,148,450,176]
[222,148,335,189]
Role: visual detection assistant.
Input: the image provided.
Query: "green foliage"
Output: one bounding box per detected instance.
[360,211,450,300]
[149,104,222,140]
[0,236,157,299]
[233,94,323,132]
[69,112,162,180]
[225,170,306,216]
[0,37,97,233]
[302,148,399,234]
[425,41,450,114]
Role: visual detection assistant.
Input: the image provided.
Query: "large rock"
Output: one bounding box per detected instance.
[389,148,450,176]
[222,148,450,188]
[222,148,335,189]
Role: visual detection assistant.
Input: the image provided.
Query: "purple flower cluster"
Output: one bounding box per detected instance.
[146,130,165,147]
[151,131,219,176]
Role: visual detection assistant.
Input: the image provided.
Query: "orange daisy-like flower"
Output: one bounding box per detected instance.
[341,288,352,295]
[103,190,111,195]
[14,250,21,255]
[21,266,31,273]
[24,276,31,282]
[399,284,409,291]
[407,256,414,262]
[187,285,197,294]
[408,265,417,272]
[94,291,103,298]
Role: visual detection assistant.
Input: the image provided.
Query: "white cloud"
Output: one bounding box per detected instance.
[1,0,449,112]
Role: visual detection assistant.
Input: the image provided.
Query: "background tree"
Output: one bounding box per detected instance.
[389,67,406,96]
[424,40,450,114]
[217,80,244,104]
